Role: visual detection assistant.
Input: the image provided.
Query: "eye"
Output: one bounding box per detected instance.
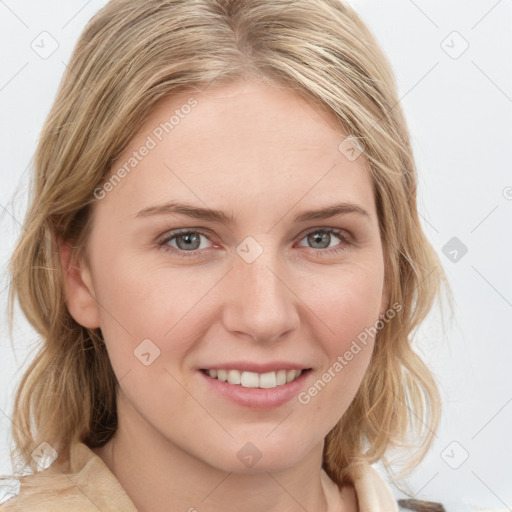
[296,228,352,257]
[157,229,213,258]
[156,227,352,258]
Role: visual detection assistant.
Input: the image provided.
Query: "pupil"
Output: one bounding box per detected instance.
[310,232,329,249]
[178,233,199,250]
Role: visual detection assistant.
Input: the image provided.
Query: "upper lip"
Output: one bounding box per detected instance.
[200,361,312,373]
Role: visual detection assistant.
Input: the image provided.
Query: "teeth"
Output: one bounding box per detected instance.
[205,369,305,389]
[260,371,277,388]
[241,371,259,388]
[227,369,241,385]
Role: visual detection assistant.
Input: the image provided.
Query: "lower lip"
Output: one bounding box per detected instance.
[199,370,312,410]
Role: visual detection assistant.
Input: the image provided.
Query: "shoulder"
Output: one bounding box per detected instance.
[0,471,88,511]
[0,443,137,512]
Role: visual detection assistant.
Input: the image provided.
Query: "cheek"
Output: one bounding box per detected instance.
[90,250,211,381]
[298,262,383,409]
[309,260,384,346]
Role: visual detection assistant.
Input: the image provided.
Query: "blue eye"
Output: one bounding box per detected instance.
[157,227,352,258]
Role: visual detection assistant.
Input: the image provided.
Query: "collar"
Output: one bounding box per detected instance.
[0,443,398,511]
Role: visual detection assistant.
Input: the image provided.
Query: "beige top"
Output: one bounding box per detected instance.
[0,443,398,511]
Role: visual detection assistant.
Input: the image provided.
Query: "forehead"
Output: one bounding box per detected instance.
[96,79,375,223]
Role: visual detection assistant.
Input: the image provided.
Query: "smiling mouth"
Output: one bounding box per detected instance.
[200,368,312,389]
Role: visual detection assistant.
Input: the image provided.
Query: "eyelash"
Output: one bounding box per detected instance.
[156,227,353,259]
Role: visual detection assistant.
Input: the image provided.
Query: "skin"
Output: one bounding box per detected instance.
[60,78,388,512]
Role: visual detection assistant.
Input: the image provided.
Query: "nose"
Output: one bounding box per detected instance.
[221,240,300,343]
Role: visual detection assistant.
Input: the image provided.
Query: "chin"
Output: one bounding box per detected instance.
[205,437,314,475]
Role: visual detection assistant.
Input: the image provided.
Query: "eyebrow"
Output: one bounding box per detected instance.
[135,201,370,224]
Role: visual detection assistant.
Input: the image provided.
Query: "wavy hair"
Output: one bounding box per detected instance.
[6,0,450,489]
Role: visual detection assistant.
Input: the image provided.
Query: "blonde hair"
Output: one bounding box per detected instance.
[7,0,450,488]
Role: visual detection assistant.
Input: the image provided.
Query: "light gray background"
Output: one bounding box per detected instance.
[1,1,511,510]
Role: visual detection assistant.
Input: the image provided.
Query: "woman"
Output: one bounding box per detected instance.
[0,0,449,510]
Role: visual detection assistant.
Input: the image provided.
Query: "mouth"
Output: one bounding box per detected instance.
[198,367,313,409]
[200,368,312,390]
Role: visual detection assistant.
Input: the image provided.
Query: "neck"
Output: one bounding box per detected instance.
[92,395,346,512]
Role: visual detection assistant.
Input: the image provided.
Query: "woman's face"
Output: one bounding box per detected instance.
[65,79,388,473]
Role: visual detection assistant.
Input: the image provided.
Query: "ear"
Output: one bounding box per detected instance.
[58,238,100,329]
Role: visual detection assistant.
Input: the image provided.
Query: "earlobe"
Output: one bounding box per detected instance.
[58,238,100,329]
